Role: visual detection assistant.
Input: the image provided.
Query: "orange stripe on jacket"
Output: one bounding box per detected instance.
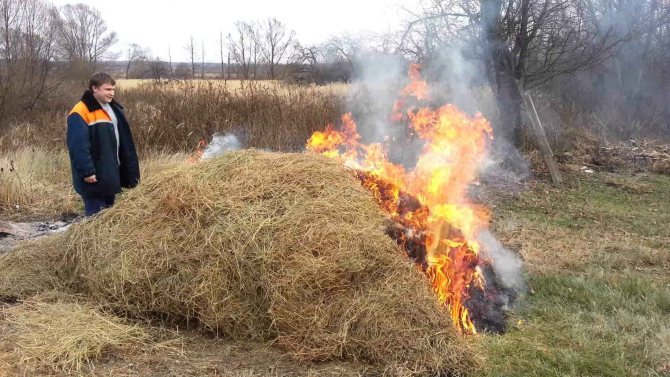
[69,101,112,126]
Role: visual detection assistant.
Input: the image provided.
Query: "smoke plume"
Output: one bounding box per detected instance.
[202,133,242,160]
[476,230,525,293]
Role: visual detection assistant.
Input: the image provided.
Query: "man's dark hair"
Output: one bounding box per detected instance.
[89,72,116,91]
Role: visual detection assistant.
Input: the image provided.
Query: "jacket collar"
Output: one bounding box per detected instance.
[81,90,124,112]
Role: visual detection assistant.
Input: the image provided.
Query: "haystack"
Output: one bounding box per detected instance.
[2,150,477,374]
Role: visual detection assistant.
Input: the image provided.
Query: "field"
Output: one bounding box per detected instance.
[0,81,668,376]
[116,79,349,94]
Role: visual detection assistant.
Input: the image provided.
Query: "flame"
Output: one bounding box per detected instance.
[187,139,207,163]
[306,64,493,334]
[400,63,429,101]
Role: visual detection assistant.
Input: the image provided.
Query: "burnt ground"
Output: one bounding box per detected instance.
[0,217,77,253]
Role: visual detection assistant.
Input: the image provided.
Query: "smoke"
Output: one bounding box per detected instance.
[476,230,526,293]
[343,40,528,299]
[202,133,242,160]
[349,53,406,142]
[577,1,670,138]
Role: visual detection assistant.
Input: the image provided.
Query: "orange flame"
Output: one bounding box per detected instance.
[306,64,492,334]
[187,140,207,163]
[400,63,429,100]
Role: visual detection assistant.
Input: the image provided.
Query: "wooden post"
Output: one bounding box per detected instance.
[517,81,563,185]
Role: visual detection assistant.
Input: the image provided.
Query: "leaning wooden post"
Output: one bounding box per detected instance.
[517,81,563,185]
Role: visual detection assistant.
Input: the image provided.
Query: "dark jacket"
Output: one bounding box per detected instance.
[66,90,140,197]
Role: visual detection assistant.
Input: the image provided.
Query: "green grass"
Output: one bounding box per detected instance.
[481,171,670,377]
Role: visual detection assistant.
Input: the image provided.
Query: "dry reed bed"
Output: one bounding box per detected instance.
[0,81,345,154]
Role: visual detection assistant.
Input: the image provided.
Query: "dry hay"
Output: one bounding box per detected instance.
[0,292,148,374]
[2,150,477,375]
[0,235,71,300]
[652,158,670,175]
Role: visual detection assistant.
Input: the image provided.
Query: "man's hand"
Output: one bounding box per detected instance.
[84,175,97,183]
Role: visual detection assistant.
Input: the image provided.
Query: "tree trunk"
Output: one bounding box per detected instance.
[492,47,524,146]
[481,0,523,147]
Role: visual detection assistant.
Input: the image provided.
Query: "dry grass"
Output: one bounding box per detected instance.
[67,150,477,375]
[0,148,189,220]
[0,293,149,374]
[0,81,345,153]
[117,79,348,95]
[120,81,343,152]
[1,149,667,376]
[0,149,78,219]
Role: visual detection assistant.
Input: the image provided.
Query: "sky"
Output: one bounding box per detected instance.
[50,0,420,62]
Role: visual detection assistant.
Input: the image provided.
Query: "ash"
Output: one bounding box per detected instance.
[0,213,80,253]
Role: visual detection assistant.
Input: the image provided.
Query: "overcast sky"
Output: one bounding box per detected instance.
[50,0,419,62]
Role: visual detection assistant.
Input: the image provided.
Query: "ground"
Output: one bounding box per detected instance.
[1,164,668,376]
[480,168,669,377]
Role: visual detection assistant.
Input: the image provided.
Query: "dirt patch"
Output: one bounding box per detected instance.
[0,217,77,253]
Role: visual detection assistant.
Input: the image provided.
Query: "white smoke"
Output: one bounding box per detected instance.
[349,53,406,142]
[476,230,526,292]
[202,133,242,160]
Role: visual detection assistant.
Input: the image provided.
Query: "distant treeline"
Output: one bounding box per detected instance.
[0,0,668,140]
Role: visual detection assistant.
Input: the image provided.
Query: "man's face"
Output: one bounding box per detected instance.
[92,83,115,104]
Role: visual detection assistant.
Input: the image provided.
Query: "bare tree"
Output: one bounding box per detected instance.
[125,43,149,79]
[322,34,363,65]
[56,3,118,72]
[289,43,323,83]
[257,18,295,79]
[167,44,173,78]
[560,0,670,137]
[185,36,196,78]
[287,42,353,84]
[403,0,622,145]
[0,0,60,123]
[227,51,231,81]
[227,21,259,79]
[200,38,205,79]
[146,57,168,83]
[224,32,230,80]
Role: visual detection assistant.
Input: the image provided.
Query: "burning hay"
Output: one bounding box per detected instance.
[0,293,148,374]
[306,64,522,335]
[49,150,478,374]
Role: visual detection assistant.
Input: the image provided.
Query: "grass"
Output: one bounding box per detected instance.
[121,81,343,152]
[0,149,78,219]
[481,171,670,377]
[116,78,349,95]
[0,149,188,220]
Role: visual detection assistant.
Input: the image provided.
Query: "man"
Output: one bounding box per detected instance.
[66,72,140,216]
